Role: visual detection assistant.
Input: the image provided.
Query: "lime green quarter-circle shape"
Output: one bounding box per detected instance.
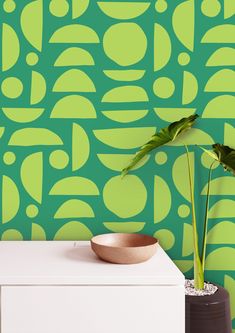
[103,23,147,66]
[154,229,175,250]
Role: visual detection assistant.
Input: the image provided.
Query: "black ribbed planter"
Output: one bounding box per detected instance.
[186,284,232,333]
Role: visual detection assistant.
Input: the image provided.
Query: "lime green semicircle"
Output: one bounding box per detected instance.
[206,47,235,67]
[201,176,235,195]
[50,95,96,119]
[209,199,235,218]
[207,221,235,244]
[31,223,46,240]
[2,108,44,123]
[103,70,145,81]
[154,108,196,122]
[72,123,90,171]
[168,128,214,146]
[54,47,95,67]
[103,222,145,233]
[53,69,96,92]
[49,24,99,43]
[172,0,195,51]
[182,224,193,256]
[205,247,235,270]
[205,69,235,92]
[202,95,235,118]
[55,199,95,218]
[2,175,20,224]
[224,275,235,320]
[97,154,150,171]
[93,127,156,149]
[201,24,235,43]
[102,110,148,123]
[97,2,150,19]
[21,152,43,204]
[20,0,43,51]
[154,176,171,223]
[224,0,235,19]
[49,177,99,195]
[102,86,149,103]
[30,71,46,105]
[173,260,193,273]
[8,128,63,146]
[2,23,20,72]
[72,0,90,19]
[154,23,171,71]
[182,71,198,105]
[54,221,93,240]
[224,123,235,147]
[2,229,23,241]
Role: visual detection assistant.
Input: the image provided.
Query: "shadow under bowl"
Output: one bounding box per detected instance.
[90,233,158,264]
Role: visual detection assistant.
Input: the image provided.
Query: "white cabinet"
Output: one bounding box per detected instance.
[0,241,185,333]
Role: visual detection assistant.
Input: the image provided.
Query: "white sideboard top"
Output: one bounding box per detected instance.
[0,241,184,286]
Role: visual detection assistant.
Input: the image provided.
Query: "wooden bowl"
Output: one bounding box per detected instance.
[90,233,158,264]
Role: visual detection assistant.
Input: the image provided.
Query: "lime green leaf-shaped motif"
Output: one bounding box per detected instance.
[122,114,198,176]
[54,221,93,240]
[2,175,20,224]
[21,152,43,204]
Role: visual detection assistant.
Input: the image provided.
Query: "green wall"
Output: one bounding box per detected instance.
[1,0,235,328]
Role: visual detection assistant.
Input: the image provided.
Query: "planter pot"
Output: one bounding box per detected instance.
[186,284,232,333]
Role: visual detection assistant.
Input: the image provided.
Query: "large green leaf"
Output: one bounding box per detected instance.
[213,144,235,175]
[122,114,199,176]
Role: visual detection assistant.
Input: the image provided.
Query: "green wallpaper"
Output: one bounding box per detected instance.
[1,0,235,326]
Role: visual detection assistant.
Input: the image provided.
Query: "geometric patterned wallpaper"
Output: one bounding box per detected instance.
[1,0,235,327]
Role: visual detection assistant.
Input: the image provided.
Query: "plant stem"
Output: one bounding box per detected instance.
[184,145,204,290]
[201,162,215,272]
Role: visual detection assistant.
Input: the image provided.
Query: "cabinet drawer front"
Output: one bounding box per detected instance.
[1,286,184,333]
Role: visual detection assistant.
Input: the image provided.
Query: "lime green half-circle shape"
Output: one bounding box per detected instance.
[172,152,194,201]
[224,275,235,320]
[202,95,235,118]
[168,128,214,146]
[31,223,46,240]
[102,110,148,123]
[9,128,63,146]
[21,152,43,203]
[154,108,196,122]
[102,86,149,103]
[205,247,235,270]
[103,222,145,233]
[103,175,147,218]
[2,23,20,72]
[1,77,23,99]
[50,177,99,195]
[72,123,90,171]
[224,0,235,19]
[93,127,156,149]
[201,24,235,43]
[173,260,193,273]
[72,0,89,18]
[97,2,150,19]
[154,176,171,223]
[50,95,96,119]
[53,69,96,92]
[54,47,94,67]
[154,23,171,71]
[2,108,44,123]
[2,175,20,224]
[206,47,235,67]
[103,70,145,81]
[182,71,198,105]
[54,221,93,240]
[49,24,99,43]
[201,176,235,195]
[20,0,43,51]
[172,0,195,51]
[207,221,235,244]
[30,71,46,105]
[55,199,94,218]
[2,229,23,240]
[224,123,235,147]
[103,23,147,66]
[209,199,235,218]
[49,150,69,169]
[97,154,150,172]
[205,69,235,92]
[182,224,193,256]
[153,229,175,250]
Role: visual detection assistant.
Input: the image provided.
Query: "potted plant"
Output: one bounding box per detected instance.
[121,115,233,333]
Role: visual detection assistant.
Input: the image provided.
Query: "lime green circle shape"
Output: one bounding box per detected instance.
[1,77,23,99]
[26,52,39,66]
[103,175,147,218]
[26,204,39,218]
[178,204,190,218]
[3,0,16,13]
[155,0,168,13]
[178,52,190,66]
[103,23,147,66]
[201,0,221,17]
[49,0,69,17]
[153,229,175,250]
[49,150,69,169]
[155,151,168,165]
[3,151,16,165]
[153,77,175,99]
[201,151,219,170]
